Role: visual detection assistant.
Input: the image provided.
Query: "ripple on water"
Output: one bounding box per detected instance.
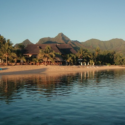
[0,70,125,125]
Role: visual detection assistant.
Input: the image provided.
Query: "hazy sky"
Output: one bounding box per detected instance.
[1,0,125,44]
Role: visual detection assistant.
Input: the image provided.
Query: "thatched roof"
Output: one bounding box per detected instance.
[24,44,76,55]
[42,55,63,61]
[56,44,76,54]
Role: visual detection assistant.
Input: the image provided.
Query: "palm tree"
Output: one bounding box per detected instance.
[66,54,77,65]
[0,35,6,47]
[18,55,26,64]
[8,52,17,64]
[95,47,100,57]
[17,43,25,50]
[37,45,56,65]
[32,58,39,65]
[77,48,92,65]
[0,39,14,65]
[15,43,26,65]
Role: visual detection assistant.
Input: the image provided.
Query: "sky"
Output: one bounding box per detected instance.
[1,0,125,44]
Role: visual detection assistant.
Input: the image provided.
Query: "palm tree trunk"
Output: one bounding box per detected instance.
[15,58,17,65]
[46,57,48,66]
[6,54,8,65]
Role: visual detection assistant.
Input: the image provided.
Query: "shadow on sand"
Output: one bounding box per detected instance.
[0,68,47,75]
[0,68,8,70]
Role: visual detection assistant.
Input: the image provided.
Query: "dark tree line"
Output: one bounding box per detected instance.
[0,35,125,65]
[76,47,125,65]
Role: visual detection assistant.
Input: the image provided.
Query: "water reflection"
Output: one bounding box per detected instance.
[1,69,125,125]
[0,73,77,103]
[0,69,125,104]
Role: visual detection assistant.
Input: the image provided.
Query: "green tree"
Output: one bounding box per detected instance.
[95,46,100,57]
[66,54,77,65]
[114,53,125,65]
[0,39,15,65]
[0,35,6,47]
[15,43,26,64]
[77,48,93,65]
[37,45,56,65]
[94,47,101,65]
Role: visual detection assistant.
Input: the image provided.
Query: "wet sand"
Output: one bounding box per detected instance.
[0,65,125,76]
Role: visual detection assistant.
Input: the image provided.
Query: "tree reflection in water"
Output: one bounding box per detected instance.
[0,69,125,104]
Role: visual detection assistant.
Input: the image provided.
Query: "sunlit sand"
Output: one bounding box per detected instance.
[0,65,125,76]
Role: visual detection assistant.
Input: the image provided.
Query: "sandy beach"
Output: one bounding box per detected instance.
[0,65,125,76]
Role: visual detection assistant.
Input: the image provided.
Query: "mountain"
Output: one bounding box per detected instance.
[55,33,71,44]
[67,40,84,51]
[81,38,125,54]
[36,33,84,51]
[37,33,71,44]
[17,33,125,55]
[15,39,33,48]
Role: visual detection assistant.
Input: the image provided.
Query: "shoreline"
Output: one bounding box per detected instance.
[0,65,125,76]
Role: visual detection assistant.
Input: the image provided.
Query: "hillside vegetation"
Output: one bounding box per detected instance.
[81,38,125,54]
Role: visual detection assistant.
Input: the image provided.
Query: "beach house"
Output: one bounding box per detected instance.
[23,44,76,65]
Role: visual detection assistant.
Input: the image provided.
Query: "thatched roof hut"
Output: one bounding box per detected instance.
[24,44,76,56]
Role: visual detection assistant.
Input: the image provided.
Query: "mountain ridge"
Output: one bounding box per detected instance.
[16,33,125,55]
[37,33,71,44]
[15,39,33,48]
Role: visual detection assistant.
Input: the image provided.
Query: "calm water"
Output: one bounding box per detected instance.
[0,70,125,125]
